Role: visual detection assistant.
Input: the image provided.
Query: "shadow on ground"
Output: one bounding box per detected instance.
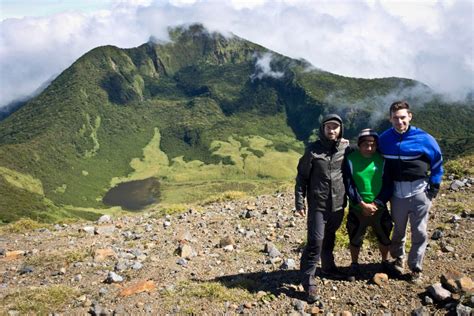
[206,262,396,301]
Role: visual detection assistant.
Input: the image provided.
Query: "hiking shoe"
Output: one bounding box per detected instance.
[347,263,360,281]
[393,257,405,275]
[320,266,346,279]
[306,285,320,304]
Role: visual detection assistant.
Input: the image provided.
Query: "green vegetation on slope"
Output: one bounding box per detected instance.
[0,23,472,223]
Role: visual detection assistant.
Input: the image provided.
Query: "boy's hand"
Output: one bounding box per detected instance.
[360,201,377,216]
[295,207,306,217]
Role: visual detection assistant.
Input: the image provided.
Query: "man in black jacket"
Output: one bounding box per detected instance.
[295,114,349,303]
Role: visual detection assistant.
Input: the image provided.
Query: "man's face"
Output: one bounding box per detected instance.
[359,137,377,157]
[390,109,412,133]
[323,122,341,141]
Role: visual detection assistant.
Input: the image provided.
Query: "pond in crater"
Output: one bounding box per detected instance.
[103,177,160,211]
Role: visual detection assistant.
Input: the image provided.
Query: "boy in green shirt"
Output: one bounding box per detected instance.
[342,129,393,279]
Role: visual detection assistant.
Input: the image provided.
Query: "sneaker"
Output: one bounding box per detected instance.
[393,257,405,275]
[307,285,320,304]
[320,266,346,279]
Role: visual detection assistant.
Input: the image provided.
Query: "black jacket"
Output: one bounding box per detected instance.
[295,114,349,212]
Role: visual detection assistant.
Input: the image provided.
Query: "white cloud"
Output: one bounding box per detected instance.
[0,0,472,108]
[251,53,285,80]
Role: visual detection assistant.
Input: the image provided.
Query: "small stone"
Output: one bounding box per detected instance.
[97,215,112,223]
[74,274,82,282]
[76,295,87,302]
[163,221,171,228]
[456,304,472,316]
[144,304,153,313]
[450,214,462,223]
[95,224,116,236]
[219,236,235,248]
[245,230,256,238]
[81,226,95,235]
[4,250,25,260]
[177,231,193,242]
[19,266,34,275]
[89,304,109,316]
[265,242,282,258]
[373,273,389,287]
[115,261,129,272]
[176,258,188,266]
[94,248,116,262]
[440,269,464,292]
[431,229,443,240]
[293,299,306,311]
[99,287,108,296]
[131,262,143,270]
[113,305,126,316]
[177,244,195,259]
[223,245,234,252]
[450,180,465,191]
[280,258,296,270]
[442,245,455,253]
[119,280,156,297]
[428,283,451,301]
[457,276,474,293]
[411,306,429,316]
[104,271,124,283]
[246,210,257,218]
[341,312,352,316]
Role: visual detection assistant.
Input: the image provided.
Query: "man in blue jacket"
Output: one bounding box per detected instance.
[378,101,443,283]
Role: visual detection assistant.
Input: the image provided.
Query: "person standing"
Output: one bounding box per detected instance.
[343,129,393,279]
[378,101,443,283]
[295,114,349,303]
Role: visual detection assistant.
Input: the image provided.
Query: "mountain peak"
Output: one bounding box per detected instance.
[168,23,212,41]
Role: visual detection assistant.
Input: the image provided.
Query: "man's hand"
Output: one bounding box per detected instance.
[360,201,377,217]
[295,207,306,217]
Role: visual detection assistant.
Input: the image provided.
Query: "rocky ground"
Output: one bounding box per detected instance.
[1,179,473,315]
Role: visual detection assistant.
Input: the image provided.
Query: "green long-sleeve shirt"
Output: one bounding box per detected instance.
[344,150,384,212]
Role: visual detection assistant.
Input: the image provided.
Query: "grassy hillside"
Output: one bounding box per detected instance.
[0,24,472,223]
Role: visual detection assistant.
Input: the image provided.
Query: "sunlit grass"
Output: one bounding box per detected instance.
[1,285,79,314]
[0,218,50,234]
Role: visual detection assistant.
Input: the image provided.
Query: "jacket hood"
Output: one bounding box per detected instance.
[319,113,344,144]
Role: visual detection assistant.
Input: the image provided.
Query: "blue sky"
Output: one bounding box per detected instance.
[0,0,114,20]
[0,0,473,108]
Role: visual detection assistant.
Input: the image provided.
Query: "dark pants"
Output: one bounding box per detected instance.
[300,209,344,287]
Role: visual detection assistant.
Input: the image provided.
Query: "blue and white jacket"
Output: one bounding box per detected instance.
[378,126,443,188]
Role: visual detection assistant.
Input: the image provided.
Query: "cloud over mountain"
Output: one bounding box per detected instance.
[0,0,472,108]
